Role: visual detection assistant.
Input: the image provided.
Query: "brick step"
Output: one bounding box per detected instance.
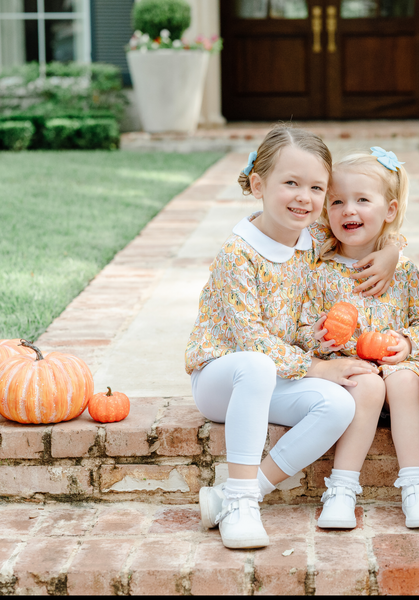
[0,397,399,504]
[0,500,415,595]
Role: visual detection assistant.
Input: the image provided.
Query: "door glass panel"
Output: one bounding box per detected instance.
[341,0,415,18]
[235,0,269,19]
[270,0,308,18]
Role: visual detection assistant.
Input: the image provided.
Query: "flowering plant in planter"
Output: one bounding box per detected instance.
[127,29,223,53]
[126,0,222,133]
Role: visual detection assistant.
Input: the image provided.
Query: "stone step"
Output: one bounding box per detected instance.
[0,500,415,595]
[0,397,398,504]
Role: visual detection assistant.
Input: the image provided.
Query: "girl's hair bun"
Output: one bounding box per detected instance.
[238,171,252,195]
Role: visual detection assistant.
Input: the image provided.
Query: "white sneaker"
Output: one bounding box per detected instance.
[402,484,419,528]
[317,486,357,529]
[199,483,226,529]
[215,498,269,549]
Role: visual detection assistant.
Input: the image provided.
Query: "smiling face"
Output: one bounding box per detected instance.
[250,145,329,247]
[327,168,398,259]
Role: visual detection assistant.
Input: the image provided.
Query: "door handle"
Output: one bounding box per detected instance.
[327,5,337,53]
[312,6,322,53]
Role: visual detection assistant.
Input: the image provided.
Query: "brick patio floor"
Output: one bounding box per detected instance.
[3,122,419,594]
[1,501,418,595]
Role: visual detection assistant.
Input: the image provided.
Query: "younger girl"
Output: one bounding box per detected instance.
[185,127,400,550]
[297,147,419,529]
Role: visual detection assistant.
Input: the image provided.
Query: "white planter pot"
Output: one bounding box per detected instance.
[127,49,210,133]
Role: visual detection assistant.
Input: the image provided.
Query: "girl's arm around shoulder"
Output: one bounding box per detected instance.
[308,221,331,245]
[295,268,324,354]
[349,235,407,298]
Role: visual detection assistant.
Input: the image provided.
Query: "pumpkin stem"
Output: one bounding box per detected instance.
[106,387,113,396]
[18,339,44,361]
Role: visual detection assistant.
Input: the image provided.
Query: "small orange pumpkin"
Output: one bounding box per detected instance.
[324,302,358,346]
[356,331,396,361]
[0,340,93,424]
[88,387,130,423]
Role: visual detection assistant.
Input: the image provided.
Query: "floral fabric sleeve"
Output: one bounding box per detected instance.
[213,251,312,379]
[399,261,419,358]
[308,222,331,261]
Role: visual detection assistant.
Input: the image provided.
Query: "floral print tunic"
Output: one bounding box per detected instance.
[296,255,419,379]
[185,213,329,379]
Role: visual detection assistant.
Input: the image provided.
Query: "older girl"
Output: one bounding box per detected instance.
[185,128,399,549]
[297,147,419,529]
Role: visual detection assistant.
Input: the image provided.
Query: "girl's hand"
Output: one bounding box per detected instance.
[313,313,344,353]
[377,330,412,365]
[307,356,379,387]
[350,244,399,298]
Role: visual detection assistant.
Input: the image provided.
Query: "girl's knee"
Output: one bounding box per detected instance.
[386,369,419,390]
[313,382,356,425]
[234,352,277,394]
[386,370,419,405]
[235,351,277,381]
[351,373,386,406]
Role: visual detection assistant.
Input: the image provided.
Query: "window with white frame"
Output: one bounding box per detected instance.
[0,0,91,69]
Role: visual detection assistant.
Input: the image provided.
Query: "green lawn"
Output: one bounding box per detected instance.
[0,150,224,340]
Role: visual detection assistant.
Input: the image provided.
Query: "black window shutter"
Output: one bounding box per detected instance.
[90,0,135,85]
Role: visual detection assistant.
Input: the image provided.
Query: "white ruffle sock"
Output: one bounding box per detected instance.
[394,467,419,507]
[323,468,362,507]
[257,468,276,499]
[318,468,361,528]
[222,478,262,523]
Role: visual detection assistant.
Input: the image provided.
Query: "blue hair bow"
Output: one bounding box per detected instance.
[370,146,405,172]
[243,151,257,176]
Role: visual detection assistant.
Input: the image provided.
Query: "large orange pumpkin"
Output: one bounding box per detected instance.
[324,302,358,346]
[0,339,33,363]
[0,340,94,424]
[88,387,130,423]
[356,331,396,361]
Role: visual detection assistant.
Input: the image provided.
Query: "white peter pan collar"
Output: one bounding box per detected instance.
[232,212,313,263]
[332,254,359,268]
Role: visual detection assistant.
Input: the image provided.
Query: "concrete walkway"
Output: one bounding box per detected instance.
[39,127,419,397]
[4,122,419,595]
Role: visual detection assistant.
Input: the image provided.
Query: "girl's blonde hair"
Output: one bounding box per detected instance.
[238,125,332,194]
[320,152,409,260]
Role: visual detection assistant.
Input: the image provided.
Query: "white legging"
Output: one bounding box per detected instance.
[191,351,355,476]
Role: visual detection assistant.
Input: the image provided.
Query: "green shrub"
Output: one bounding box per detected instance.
[133,0,191,41]
[43,118,81,149]
[76,119,120,150]
[0,121,35,151]
[42,117,119,150]
[0,61,127,122]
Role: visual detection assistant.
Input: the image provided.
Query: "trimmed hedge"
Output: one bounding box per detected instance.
[43,118,81,150]
[0,117,119,150]
[44,118,119,150]
[0,121,35,151]
[77,118,120,150]
[0,61,124,150]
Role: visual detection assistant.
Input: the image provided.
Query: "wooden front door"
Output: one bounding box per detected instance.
[221,0,419,119]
